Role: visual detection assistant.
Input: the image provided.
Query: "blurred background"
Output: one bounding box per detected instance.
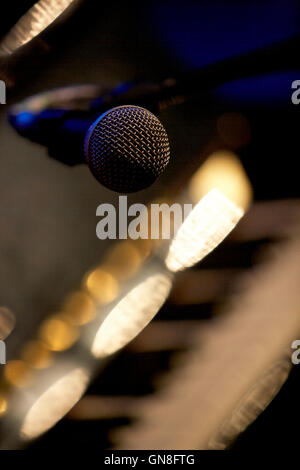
[0,0,300,450]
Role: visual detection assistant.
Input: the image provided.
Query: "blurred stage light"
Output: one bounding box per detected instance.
[21,341,52,369]
[165,189,243,272]
[0,0,78,56]
[84,268,119,304]
[189,150,253,211]
[4,360,33,388]
[38,315,78,351]
[102,241,142,281]
[91,272,173,358]
[0,396,7,417]
[61,291,95,326]
[209,360,291,449]
[20,367,89,439]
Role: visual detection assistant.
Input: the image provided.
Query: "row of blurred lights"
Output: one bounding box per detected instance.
[0,230,163,417]
[1,241,151,386]
[0,113,253,443]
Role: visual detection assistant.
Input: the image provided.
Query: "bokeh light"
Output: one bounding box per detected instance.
[0,396,7,417]
[189,150,253,211]
[22,341,53,369]
[166,189,244,272]
[4,360,33,388]
[0,0,78,56]
[39,315,79,352]
[91,272,172,358]
[62,291,96,326]
[102,241,142,281]
[20,367,89,440]
[84,268,119,304]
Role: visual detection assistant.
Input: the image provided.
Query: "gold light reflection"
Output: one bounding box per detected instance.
[0,396,7,417]
[84,269,119,304]
[22,341,52,369]
[4,360,33,388]
[0,0,77,56]
[39,315,78,351]
[91,273,172,358]
[20,368,89,440]
[189,150,253,211]
[0,307,16,340]
[165,189,244,272]
[102,241,142,281]
[62,291,95,325]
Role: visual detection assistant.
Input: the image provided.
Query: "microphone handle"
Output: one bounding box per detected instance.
[48,111,98,165]
[172,34,300,98]
[92,34,300,115]
[9,108,98,165]
[9,34,300,165]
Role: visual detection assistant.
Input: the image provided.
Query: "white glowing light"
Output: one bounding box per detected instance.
[165,189,244,272]
[0,0,77,56]
[91,273,172,358]
[189,150,253,211]
[20,368,89,439]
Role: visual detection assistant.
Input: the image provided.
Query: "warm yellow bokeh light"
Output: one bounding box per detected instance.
[189,150,253,211]
[62,291,95,326]
[4,360,33,388]
[103,241,142,281]
[0,396,7,416]
[84,268,119,304]
[22,341,53,369]
[39,316,79,352]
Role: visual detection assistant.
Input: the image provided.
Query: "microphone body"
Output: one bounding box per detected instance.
[8,34,300,191]
[9,79,165,165]
[9,104,171,193]
[10,108,99,165]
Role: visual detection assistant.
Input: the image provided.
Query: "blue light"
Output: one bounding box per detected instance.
[149,0,299,69]
[213,71,300,105]
[14,111,35,131]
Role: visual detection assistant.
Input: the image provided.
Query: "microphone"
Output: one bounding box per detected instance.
[9,104,170,193]
[9,33,300,192]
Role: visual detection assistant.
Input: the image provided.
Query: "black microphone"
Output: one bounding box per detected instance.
[9,104,170,193]
[8,34,300,192]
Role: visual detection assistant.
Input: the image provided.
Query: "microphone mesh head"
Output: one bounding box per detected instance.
[85,105,170,193]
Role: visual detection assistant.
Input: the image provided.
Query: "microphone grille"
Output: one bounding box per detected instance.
[85,105,170,193]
